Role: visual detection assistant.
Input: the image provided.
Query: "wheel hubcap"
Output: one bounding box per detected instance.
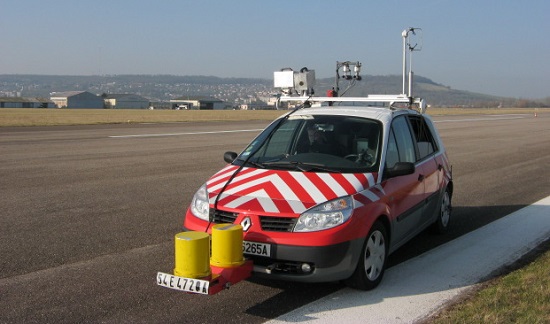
[364,231,385,280]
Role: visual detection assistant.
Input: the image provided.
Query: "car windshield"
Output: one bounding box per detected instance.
[236,115,382,173]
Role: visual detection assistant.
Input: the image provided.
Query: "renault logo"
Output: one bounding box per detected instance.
[240,217,252,232]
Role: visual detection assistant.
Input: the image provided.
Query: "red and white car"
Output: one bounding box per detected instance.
[183,94,453,290]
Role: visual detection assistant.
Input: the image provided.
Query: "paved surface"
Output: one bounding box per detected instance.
[267,195,550,323]
[0,113,549,323]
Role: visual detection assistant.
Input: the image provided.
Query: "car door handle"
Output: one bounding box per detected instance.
[438,164,443,171]
[418,174,425,182]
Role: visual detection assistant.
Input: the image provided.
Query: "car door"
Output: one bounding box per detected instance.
[408,115,441,227]
[382,115,426,247]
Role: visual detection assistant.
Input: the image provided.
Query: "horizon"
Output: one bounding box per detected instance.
[1,0,549,99]
[3,74,540,106]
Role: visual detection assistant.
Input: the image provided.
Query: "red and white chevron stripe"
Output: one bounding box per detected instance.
[206,165,380,214]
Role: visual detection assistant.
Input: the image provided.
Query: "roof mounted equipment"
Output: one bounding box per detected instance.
[274,28,426,114]
[402,27,423,97]
[273,67,316,97]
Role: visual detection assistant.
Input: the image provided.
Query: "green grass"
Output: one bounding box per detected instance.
[427,241,550,323]
[0,108,287,127]
[0,107,543,127]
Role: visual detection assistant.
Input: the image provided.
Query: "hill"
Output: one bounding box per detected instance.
[314,75,544,107]
[0,74,546,108]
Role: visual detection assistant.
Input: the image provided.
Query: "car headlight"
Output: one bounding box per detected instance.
[190,184,210,221]
[294,196,354,232]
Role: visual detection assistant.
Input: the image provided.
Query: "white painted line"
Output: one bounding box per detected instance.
[110,114,530,137]
[435,116,526,123]
[267,195,550,324]
[487,114,532,117]
[109,129,263,138]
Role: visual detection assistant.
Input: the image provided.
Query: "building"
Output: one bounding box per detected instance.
[50,91,104,109]
[169,96,226,110]
[102,94,150,109]
[0,97,54,108]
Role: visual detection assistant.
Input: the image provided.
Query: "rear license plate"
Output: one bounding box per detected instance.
[243,241,271,257]
[156,272,209,295]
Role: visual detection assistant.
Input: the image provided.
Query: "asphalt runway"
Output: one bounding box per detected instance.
[1,112,549,323]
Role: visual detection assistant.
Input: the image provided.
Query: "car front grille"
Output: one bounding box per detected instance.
[210,209,296,232]
[259,216,296,232]
[210,209,238,223]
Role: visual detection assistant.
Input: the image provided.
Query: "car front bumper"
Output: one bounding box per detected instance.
[247,237,365,283]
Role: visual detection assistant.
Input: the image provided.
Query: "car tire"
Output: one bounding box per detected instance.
[345,220,388,290]
[431,188,452,234]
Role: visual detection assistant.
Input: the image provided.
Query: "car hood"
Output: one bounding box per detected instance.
[205,165,378,215]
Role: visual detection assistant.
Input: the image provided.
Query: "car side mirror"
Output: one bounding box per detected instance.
[224,151,238,163]
[385,162,415,178]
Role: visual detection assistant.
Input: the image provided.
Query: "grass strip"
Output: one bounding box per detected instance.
[427,240,550,323]
[0,108,543,127]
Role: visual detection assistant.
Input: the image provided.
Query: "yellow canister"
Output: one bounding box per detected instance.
[174,231,211,278]
[210,223,245,268]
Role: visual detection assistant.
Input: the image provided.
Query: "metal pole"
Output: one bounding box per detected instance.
[408,51,413,97]
[402,30,407,95]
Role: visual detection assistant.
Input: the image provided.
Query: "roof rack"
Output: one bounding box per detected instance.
[277,95,427,113]
[273,28,426,114]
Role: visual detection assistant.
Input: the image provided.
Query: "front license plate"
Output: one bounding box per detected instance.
[243,241,271,257]
[156,272,209,295]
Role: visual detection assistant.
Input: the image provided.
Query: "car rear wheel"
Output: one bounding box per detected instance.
[432,188,451,234]
[345,221,388,290]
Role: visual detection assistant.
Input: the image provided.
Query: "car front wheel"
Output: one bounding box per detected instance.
[345,220,388,290]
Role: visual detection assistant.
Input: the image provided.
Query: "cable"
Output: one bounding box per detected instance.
[205,104,306,233]
[338,79,357,98]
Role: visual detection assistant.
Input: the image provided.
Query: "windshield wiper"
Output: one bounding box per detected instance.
[245,160,266,168]
[236,158,265,169]
[262,160,338,173]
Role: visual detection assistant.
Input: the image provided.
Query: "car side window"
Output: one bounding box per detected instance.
[385,130,399,168]
[387,116,416,167]
[408,116,438,160]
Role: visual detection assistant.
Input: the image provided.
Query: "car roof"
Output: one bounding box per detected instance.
[289,105,421,127]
